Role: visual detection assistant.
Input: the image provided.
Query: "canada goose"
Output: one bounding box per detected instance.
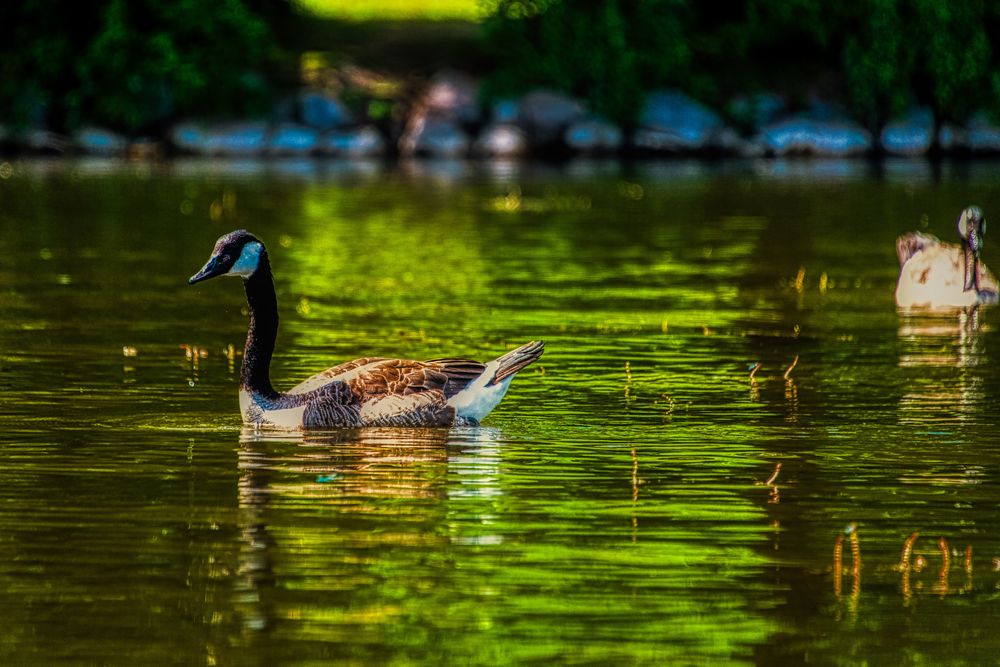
[189,229,543,429]
[895,206,998,309]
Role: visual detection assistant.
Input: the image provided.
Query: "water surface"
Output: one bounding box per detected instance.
[1,157,999,664]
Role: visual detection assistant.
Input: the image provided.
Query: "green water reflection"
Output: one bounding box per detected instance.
[1,158,999,664]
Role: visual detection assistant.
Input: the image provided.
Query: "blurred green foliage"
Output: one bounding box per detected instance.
[0,0,290,132]
[842,0,996,126]
[480,0,691,128]
[481,0,1000,129]
[5,0,1000,135]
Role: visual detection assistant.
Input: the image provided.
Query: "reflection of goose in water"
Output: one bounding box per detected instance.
[895,206,998,309]
[235,427,503,631]
[189,230,543,429]
[897,309,988,424]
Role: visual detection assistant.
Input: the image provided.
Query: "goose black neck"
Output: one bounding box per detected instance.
[241,252,279,398]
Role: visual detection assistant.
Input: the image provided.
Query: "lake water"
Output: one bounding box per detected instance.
[1,157,999,664]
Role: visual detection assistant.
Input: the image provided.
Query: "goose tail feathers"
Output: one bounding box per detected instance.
[489,340,544,385]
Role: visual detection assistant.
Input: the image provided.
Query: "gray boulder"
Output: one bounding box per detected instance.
[966,113,1000,152]
[268,123,319,155]
[758,116,872,156]
[880,107,934,156]
[169,122,206,154]
[320,126,386,157]
[204,122,268,156]
[399,117,469,157]
[635,90,724,152]
[516,90,585,144]
[299,91,353,131]
[75,126,128,156]
[473,123,529,157]
[564,117,623,153]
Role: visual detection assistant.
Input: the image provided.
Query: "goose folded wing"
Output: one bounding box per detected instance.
[288,357,390,395]
[423,358,488,396]
[347,359,450,396]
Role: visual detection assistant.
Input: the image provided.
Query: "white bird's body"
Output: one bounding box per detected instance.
[895,233,997,309]
[895,207,998,310]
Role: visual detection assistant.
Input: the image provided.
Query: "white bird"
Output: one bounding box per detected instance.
[895,206,998,309]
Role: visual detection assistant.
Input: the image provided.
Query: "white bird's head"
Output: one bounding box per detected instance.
[957,206,986,255]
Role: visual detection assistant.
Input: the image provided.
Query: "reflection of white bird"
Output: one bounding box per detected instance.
[897,310,987,427]
[895,206,998,309]
[189,229,543,429]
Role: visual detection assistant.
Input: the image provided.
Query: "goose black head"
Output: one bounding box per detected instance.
[189,229,266,284]
[958,206,985,254]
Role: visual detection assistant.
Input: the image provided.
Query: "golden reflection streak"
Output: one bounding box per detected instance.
[833,523,861,614]
[896,532,919,605]
[964,545,974,592]
[784,376,798,423]
[833,534,843,598]
[848,524,861,613]
[935,537,951,596]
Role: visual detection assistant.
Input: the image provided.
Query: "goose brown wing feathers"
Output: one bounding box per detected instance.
[290,355,488,399]
[347,358,484,399]
[288,357,390,395]
[347,359,447,396]
[423,358,488,395]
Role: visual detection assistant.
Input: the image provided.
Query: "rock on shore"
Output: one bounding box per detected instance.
[15,72,1000,161]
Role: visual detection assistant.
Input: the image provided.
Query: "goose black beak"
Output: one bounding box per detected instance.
[188,256,225,285]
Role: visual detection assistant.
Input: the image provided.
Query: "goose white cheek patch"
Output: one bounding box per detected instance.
[228,241,263,278]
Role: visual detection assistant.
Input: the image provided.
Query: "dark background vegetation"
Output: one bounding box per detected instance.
[3,0,1000,134]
